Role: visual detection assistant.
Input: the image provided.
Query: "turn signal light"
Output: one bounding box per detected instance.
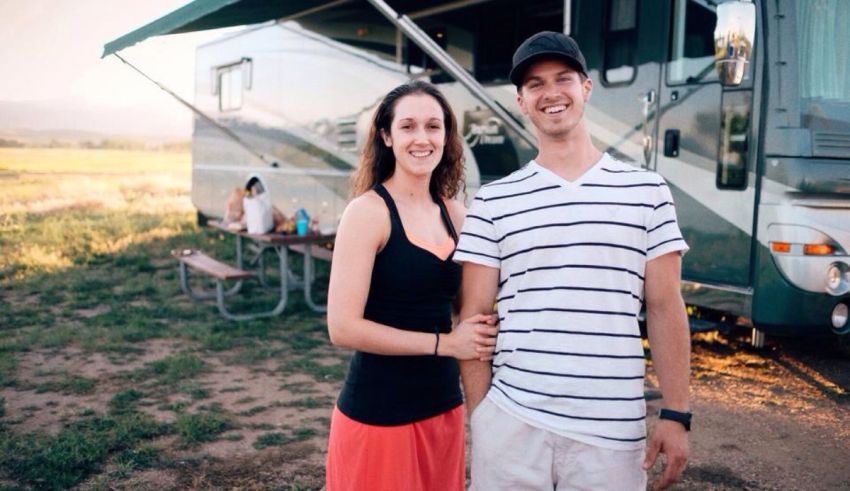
[771,242,791,253]
[804,244,834,256]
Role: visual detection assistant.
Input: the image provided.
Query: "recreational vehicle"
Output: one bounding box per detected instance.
[104,0,850,345]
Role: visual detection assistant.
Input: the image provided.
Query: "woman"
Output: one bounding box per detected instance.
[325,80,497,490]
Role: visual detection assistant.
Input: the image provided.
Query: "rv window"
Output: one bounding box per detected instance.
[473,0,563,84]
[796,0,850,129]
[218,65,244,112]
[399,0,562,85]
[717,90,750,189]
[602,0,638,85]
[668,0,719,85]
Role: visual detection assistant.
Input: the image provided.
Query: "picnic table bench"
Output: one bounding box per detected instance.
[172,249,255,281]
[173,221,334,321]
[288,243,334,262]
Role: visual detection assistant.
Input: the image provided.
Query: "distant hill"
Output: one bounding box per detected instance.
[0,128,116,143]
[0,127,187,147]
[0,100,191,141]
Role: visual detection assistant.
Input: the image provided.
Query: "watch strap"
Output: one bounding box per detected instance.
[658,408,692,431]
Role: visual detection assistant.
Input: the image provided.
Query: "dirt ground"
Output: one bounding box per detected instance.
[4,327,850,490]
[650,330,850,490]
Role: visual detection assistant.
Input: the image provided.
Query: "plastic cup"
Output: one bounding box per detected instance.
[296,219,308,236]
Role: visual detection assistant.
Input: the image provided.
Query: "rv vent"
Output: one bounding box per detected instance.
[335,117,357,150]
[813,131,850,159]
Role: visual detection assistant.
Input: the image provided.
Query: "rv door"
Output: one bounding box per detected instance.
[655,0,758,288]
[571,0,666,169]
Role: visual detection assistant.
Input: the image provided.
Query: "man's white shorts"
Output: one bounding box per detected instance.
[469,397,647,490]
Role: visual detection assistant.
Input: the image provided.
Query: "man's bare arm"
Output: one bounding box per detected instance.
[642,251,690,490]
[644,252,690,409]
[459,262,500,414]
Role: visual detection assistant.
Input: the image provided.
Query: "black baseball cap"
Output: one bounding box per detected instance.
[509,31,588,87]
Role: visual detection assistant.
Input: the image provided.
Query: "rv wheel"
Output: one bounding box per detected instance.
[196,211,209,227]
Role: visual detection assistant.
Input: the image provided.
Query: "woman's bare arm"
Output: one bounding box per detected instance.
[327,193,495,359]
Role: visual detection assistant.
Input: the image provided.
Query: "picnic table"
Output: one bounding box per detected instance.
[173,221,334,321]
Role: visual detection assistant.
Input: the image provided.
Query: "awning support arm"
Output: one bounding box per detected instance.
[112,52,275,166]
[364,0,537,149]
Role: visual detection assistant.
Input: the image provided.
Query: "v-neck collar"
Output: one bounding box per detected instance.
[528,152,608,189]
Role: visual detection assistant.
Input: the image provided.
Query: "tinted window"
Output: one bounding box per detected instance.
[796,0,850,130]
[403,0,563,85]
[717,90,751,189]
[668,0,718,85]
[603,0,638,85]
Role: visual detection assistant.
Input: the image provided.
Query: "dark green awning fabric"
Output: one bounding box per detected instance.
[102,0,331,57]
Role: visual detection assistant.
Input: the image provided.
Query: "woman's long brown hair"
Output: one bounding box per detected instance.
[350,80,465,200]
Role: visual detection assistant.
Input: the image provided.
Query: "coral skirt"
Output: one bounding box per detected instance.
[325,404,465,491]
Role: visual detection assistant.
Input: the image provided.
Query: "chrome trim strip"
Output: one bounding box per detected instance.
[682,280,753,296]
[790,199,850,209]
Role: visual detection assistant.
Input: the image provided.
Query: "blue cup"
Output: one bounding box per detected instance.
[296,219,308,236]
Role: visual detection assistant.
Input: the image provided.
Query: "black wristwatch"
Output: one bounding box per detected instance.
[658,408,692,431]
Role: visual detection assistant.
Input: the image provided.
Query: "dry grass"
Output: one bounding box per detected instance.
[0,148,194,281]
[0,147,191,175]
[0,148,337,490]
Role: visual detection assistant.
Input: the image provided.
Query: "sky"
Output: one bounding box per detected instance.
[0,0,235,137]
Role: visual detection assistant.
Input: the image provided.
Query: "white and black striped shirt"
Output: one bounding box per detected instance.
[454,154,688,449]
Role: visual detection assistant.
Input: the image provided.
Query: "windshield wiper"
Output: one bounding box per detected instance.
[684,62,717,85]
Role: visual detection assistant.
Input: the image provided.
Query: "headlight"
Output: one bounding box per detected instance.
[833,303,849,332]
[826,263,850,296]
[828,265,843,290]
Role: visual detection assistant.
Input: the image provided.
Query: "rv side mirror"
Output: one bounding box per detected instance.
[714,1,756,86]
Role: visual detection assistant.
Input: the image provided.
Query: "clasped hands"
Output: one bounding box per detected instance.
[443,313,499,361]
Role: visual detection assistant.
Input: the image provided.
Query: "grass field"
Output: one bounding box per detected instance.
[0,148,341,489]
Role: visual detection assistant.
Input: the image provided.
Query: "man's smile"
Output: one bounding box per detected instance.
[542,104,567,114]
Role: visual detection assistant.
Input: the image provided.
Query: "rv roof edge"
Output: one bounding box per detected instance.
[102,0,354,58]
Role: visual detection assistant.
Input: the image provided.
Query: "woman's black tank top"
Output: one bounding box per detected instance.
[336,184,462,426]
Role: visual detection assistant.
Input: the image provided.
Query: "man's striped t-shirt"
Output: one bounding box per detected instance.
[454,153,688,450]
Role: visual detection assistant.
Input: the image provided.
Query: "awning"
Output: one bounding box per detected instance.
[102,0,334,57]
[102,0,537,148]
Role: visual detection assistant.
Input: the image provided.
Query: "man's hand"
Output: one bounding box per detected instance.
[643,419,689,490]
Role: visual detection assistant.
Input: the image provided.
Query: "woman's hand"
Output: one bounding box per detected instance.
[442,313,499,361]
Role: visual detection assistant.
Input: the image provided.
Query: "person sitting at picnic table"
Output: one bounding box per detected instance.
[324,80,498,490]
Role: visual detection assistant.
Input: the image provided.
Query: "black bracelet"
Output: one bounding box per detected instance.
[433,331,440,356]
[658,408,692,431]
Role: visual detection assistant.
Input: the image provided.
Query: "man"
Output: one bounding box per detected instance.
[454,31,691,490]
